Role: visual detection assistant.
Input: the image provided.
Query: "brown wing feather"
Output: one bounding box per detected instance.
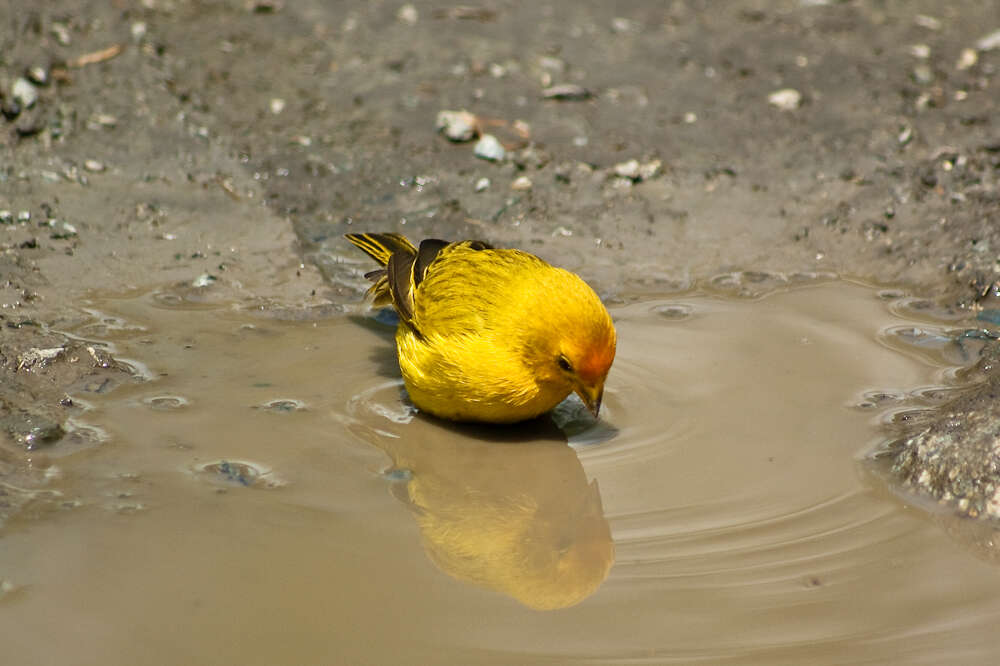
[346,233,494,333]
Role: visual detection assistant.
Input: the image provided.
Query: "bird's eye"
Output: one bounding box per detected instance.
[557,355,573,372]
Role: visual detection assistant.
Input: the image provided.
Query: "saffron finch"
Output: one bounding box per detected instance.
[346,233,616,423]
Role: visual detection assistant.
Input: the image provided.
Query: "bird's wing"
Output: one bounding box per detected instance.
[345,233,493,333]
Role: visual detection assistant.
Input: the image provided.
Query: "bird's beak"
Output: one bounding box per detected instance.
[575,383,604,418]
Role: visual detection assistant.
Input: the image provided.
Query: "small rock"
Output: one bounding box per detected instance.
[86,113,118,130]
[474,177,490,192]
[914,14,942,31]
[542,84,592,100]
[611,17,633,33]
[908,44,931,59]
[12,78,38,108]
[436,109,478,142]
[768,88,801,111]
[131,22,148,41]
[51,22,71,46]
[683,111,697,124]
[192,274,216,288]
[956,48,978,70]
[976,29,1000,51]
[14,106,45,137]
[84,159,105,173]
[1,98,20,120]
[26,66,49,86]
[269,98,285,114]
[912,64,933,85]
[474,134,505,161]
[639,159,663,180]
[17,211,31,223]
[898,126,913,144]
[510,176,532,190]
[397,4,418,24]
[0,210,12,224]
[613,159,641,180]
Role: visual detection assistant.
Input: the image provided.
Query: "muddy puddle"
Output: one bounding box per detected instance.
[3,280,1000,664]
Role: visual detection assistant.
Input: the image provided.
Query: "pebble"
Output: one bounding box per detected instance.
[51,22,71,46]
[768,88,801,111]
[435,109,478,142]
[912,64,933,85]
[956,48,978,70]
[913,14,942,31]
[613,159,641,179]
[17,211,30,223]
[639,159,663,180]
[84,159,105,173]
[474,134,505,161]
[397,4,418,24]
[12,78,38,108]
[269,98,285,114]
[0,210,12,224]
[474,177,490,192]
[908,44,930,59]
[1,98,20,120]
[26,66,48,86]
[612,158,662,182]
[541,84,592,100]
[976,29,1000,51]
[510,176,532,190]
[131,21,148,41]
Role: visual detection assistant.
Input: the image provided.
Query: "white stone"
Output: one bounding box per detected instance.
[12,78,38,108]
[474,134,505,161]
[768,88,801,111]
[436,109,478,142]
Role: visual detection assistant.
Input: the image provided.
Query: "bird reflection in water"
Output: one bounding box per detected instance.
[358,416,614,610]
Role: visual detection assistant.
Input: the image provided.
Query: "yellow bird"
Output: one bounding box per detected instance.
[346,232,616,423]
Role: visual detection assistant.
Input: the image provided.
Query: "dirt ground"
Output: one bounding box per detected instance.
[2,1,999,519]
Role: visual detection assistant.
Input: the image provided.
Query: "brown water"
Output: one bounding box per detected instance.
[3,280,1000,664]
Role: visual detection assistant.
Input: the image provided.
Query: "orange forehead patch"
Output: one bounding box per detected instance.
[576,346,615,384]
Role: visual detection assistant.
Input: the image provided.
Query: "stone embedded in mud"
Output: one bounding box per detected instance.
[435,109,478,142]
[510,176,532,190]
[474,134,505,161]
[976,29,1000,51]
[541,84,592,100]
[885,343,1000,521]
[26,66,49,86]
[11,78,38,108]
[194,460,284,489]
[2,410,66,450]
[768,88,802,111]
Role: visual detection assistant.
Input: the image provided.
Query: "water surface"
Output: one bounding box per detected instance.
[3,280,999,664]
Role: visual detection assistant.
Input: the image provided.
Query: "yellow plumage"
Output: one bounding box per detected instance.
[346,232,616,423]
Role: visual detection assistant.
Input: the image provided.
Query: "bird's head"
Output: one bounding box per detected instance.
[555,328,615,417]
[531,269,617,418]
